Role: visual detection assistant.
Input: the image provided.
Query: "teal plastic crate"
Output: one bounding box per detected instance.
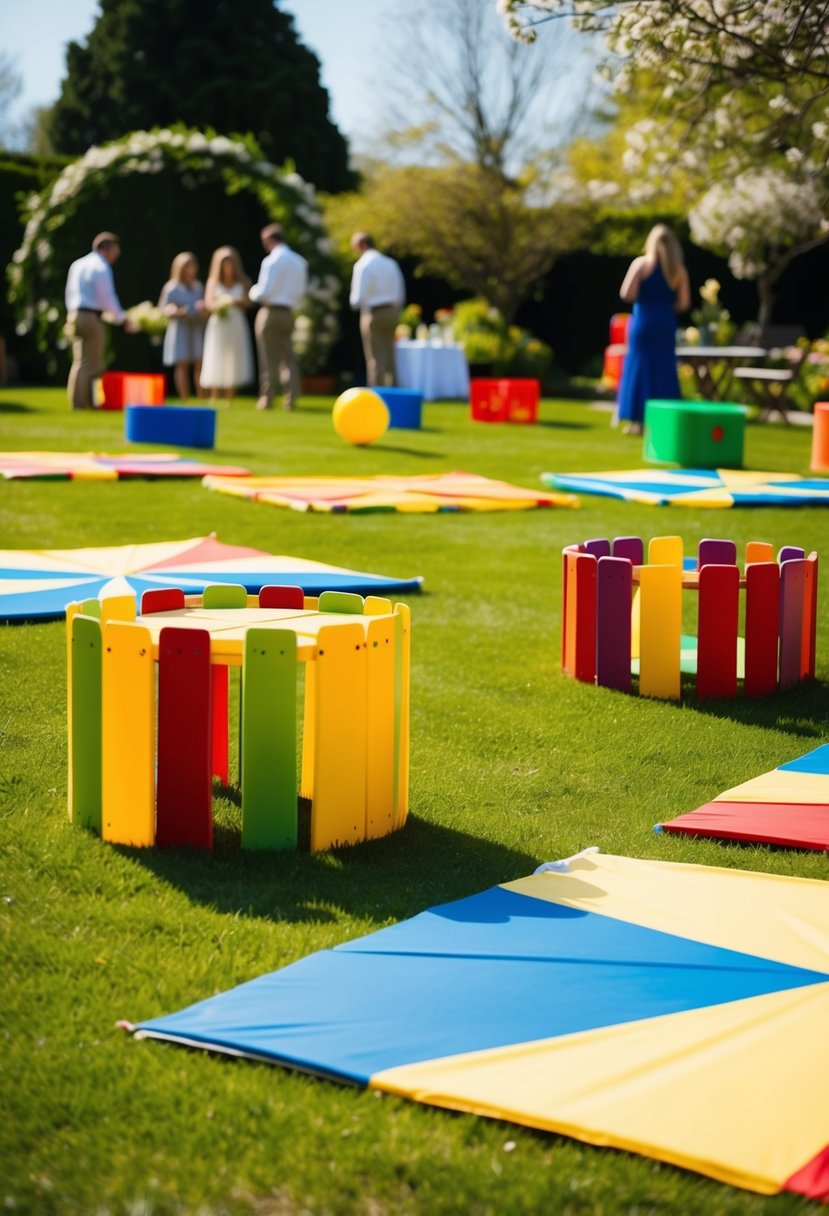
[644,399,745,468]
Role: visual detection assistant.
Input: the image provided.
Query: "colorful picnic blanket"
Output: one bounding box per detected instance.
[542,468,829,507]
[0,451,249,480]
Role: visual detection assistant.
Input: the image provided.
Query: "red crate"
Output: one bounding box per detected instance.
[100,372,166,410]
[470,378,540,424]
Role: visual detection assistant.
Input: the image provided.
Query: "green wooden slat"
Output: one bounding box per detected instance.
[71,614,102,833]
[202,583,247,609]
[241,629,297,849]
[79,598,101,618]
[318,591,364,615]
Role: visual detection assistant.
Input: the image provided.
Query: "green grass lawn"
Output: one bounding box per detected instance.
[1,386,827,1216]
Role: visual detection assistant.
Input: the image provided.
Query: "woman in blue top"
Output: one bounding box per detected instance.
[616,224,690,435]
[159,252,207,401]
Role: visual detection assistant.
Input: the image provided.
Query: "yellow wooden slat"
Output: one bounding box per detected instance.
[102,621,155,846]
[365,614,396,839]
[395,602,411,825]
[100,594,136,626]
[648,535,683,568]
[639,565,682,699]
[310,622,367,851]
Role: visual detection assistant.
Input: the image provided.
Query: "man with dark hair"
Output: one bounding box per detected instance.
[64,232,130,409]
[249,222,308,411]
[349,231,405,387]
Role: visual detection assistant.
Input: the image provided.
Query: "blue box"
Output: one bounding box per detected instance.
[373,387,423,430]
[125,405,217,449]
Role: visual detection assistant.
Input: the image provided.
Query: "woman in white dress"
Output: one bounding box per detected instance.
[200,246,254,404]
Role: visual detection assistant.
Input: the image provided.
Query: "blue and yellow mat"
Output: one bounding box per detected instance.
[134,852,829,1200]
[542,468,829,507]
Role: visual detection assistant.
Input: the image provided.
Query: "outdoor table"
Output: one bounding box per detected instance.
[67,589,410,855]
[395,339,470,401]
[675,346,767,401]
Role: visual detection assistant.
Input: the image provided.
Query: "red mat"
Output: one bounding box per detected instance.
[661,802,829,852]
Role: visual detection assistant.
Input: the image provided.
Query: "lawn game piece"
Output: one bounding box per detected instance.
[373,387,423,430]
[542,467,829,507]
[659,743,829,851]
[561,534,818,700]
[131,850,829,1202]
[68,587,410,852]
[812,402,829,472]
[332,387,389,446]
[0,535,423,622]
[125,405,217,449]
[204,470,577,513]
[644,399,745,468]
[101,371,166,410]
[601,313,629,390]
[0,451,248,481]
[470,378,539,424]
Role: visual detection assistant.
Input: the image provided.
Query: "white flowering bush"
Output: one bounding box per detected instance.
[690,171,827,280]
[8,127,341,374]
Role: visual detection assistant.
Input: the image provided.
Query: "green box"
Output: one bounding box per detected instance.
[644,399,745,468]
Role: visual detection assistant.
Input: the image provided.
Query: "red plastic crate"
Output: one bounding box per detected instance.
[470,378,540,424]
[609,313,630,345]
[100,372,166,410]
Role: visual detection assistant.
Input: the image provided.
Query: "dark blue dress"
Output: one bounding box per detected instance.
[617,264,679,425]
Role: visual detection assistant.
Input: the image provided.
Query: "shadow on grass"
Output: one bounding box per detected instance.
[678,675,829,737]
[118,814,539,926]
[373,444,444,459]
[535,419,591,430]
[0,400,35,413]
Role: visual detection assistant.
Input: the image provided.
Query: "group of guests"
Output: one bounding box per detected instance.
[64,227,406,412]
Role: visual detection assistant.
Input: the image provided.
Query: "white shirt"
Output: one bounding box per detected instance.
[249,244,308,309]
[64,251,125,322]
[349,249,405,311]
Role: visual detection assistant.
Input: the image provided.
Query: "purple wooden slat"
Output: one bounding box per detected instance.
[583,538,611,558]
[612,536,644,565]
[779,559,806,689]
[596,557,632,693]
[779,546,805,563]
[698,538,737,568]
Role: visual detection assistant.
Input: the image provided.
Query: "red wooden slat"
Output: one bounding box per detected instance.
[141,587,185,614]
[561,544,582,670]
[156,627,213,849]
[779,559,806,690]
[744,563,780,697]
[573,552,598,684]
[258,585,305,609]
[697,564,739,700]
[211,665,229,785]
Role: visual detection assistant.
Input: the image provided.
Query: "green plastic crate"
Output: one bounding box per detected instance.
[644,399,745,468]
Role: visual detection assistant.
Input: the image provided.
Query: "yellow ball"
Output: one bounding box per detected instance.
[332,388,389,446]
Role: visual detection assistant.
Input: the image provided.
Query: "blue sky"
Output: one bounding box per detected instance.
[4,0,390,148]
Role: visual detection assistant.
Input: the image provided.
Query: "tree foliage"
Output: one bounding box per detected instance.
[324,160,585,323]
[47,0,354,192]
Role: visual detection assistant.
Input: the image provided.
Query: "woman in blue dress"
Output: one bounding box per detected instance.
[616,224,690,434]
[158,252,207,401]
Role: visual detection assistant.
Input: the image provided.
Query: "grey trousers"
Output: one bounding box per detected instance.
[360,303,398,387]
[255,306,300,408]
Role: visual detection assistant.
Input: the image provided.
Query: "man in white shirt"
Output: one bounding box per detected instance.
[249,223,309,411]
[349,232,405,387]
[64,232,129,409]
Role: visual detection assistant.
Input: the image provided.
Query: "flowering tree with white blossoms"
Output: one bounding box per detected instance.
[689,170,829,326]
[8,127,341,375]
[498,2,829,202]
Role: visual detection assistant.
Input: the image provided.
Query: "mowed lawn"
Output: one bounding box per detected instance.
[1,386,827,1216]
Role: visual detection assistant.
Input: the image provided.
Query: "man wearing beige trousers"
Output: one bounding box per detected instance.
[64,232,130,409]
[349,232,406,387]
[249,224,308,411]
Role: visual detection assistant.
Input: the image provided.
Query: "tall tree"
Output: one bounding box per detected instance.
[47,0,354,191]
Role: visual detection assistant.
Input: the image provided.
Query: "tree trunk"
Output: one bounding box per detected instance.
[757,275,775,329]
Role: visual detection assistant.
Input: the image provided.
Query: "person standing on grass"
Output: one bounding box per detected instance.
[349,231,405,387]
[249,223,308,412]
[64,232,132,410]
[158,252,207,402]
[200,246,254,407]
